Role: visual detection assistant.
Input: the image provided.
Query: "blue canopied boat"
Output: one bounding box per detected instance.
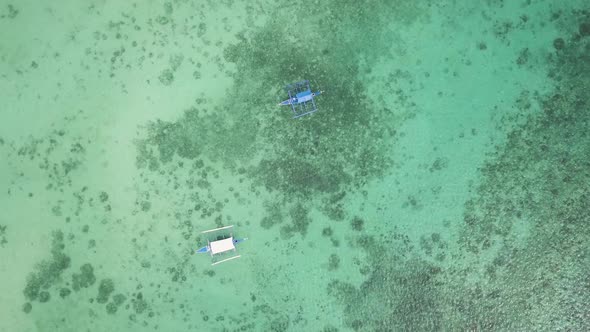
[196,225,247,265]
[279,80,323,118]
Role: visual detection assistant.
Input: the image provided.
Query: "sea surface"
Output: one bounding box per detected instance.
[1,1,589,331]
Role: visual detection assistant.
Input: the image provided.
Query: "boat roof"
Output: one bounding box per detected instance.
[210,237,235,255]
[295,90,312,98]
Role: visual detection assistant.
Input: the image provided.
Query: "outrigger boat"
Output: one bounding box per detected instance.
[196,225,247,265]
[279,80,323,118]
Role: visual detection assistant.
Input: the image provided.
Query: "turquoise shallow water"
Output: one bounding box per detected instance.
[1,1,589,331]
